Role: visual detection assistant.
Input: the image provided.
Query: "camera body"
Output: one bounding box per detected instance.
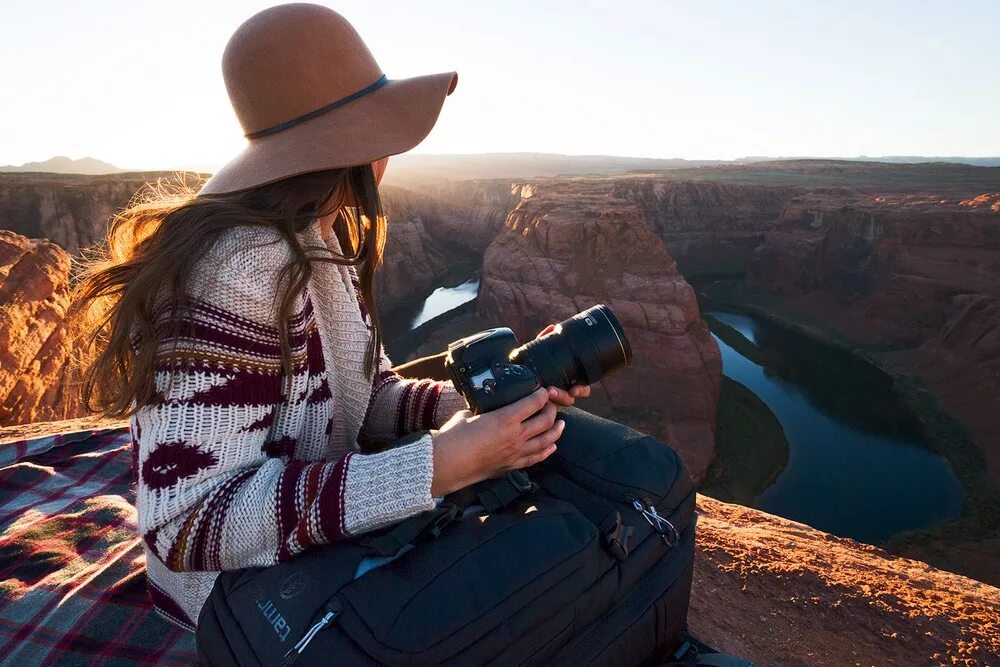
[445,304,632,415]
[445,327,543,414]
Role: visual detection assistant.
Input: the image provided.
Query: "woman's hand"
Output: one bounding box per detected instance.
[535,324,592,407]
[430,387,563,496]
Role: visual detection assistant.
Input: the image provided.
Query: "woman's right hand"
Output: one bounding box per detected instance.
[430,387,564,496]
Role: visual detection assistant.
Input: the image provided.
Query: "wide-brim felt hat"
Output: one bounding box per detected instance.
[198,2,457,195]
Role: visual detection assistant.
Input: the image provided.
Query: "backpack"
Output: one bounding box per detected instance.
[196,406,697,666]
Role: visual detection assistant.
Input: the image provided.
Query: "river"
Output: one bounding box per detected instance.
[408,277,479,330]
[706,310,964,543]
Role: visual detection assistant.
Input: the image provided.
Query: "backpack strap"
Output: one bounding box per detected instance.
[475,470,539,511]
[359,470,539,558]
[359,502,461,557]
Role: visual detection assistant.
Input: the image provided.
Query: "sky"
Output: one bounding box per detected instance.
[2,0,998,170]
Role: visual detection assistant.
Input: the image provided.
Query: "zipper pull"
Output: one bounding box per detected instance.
[627,495,679,545]
[281,600,341,666]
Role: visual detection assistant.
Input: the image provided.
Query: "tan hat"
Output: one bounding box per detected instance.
[198,3,457,195]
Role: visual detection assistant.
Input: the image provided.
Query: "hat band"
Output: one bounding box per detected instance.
[244,74,389,140]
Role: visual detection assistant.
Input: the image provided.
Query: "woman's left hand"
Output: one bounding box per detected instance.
[536,324,592,407]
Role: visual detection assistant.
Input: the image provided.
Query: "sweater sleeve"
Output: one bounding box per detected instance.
[134,228,437,572]
[358,343,469,446]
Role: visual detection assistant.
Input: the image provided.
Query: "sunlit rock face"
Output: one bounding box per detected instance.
[0,231,88,426]
[748,193,1000,477]
[478,181,722,482]
[691,494,999,667]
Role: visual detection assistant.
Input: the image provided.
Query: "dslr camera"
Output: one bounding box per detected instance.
[445,304,632,414]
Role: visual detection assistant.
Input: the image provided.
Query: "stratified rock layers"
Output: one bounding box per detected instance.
[0,172,182,255]
[0,231,86,425]
[749,193,1000,479]
[478,183,722,481]
[611,180,807,277]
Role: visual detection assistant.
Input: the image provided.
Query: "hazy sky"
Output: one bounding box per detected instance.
[3,1,998,170]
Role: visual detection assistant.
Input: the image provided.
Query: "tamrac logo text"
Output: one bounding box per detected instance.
[258,598,292,642]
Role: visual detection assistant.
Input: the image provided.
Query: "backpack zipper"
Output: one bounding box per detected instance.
[280,599,342,666]
[552,521,694,666]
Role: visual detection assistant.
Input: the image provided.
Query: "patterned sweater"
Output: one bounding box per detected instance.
[130,224,467,631]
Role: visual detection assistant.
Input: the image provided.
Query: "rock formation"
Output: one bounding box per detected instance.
[748,193,1000,480]
[377,186,456,310]
[0,231,88,426]
[478,182,722,482]
[389,179,525,254]
[610,180,808,277]
[0,172,180,255]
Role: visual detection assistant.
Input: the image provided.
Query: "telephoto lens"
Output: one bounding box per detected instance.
[510,304,632,391]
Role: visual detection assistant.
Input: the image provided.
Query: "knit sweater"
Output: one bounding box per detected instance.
[129,224,468,631]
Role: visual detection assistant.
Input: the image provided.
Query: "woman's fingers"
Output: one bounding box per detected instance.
[546,385,590,406]
[519,402,558,439]
[514,420,564,467]
[537,324,556,338]
[513,443,557,470]
[496,387,550,424]
[524,419,564,451]
[546,387,574,406]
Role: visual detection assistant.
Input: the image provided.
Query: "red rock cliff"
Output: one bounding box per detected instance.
[610,179,808,277]
[0,231,87,425]
[748,193,1000,479]
[0,172,180,255]
[375,183,523,312]
[478,182,722,482]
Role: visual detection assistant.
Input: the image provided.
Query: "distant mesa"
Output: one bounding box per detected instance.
[0,156,123,175]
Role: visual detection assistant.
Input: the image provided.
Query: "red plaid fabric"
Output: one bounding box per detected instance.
[0,426,198,665]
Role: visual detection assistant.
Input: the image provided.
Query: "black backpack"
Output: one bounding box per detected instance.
[197,407,697,666]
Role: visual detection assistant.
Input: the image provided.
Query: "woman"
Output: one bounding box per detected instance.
[72,4,588,631]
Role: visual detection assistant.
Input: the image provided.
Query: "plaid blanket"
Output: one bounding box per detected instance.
[0,426,198,666]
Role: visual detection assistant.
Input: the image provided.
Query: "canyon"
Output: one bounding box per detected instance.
[3,165,998,487]
[747,192,1000,478]
[1,161,999,662]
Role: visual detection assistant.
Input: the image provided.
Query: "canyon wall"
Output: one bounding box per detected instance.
[477,182,722,482]
[0,172,177,254]
[610,180,808,277]
[373,183,523,313]
[390,179,525,254]
[0,231,87,426]
[748,193,1000,479]
[377,186,456,310]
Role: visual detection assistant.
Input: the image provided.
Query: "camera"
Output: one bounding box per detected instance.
[444,304,633,414]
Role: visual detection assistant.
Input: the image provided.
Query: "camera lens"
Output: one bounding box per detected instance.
[510,304,632,390]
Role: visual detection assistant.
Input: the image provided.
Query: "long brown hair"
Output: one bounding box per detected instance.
[71,164,387,418]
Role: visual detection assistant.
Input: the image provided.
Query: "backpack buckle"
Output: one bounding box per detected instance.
[426,502,460,538]
[603,512,634,562]
[506,469,535,492]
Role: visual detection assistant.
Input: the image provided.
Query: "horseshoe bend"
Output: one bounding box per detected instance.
[1,158,999,665]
